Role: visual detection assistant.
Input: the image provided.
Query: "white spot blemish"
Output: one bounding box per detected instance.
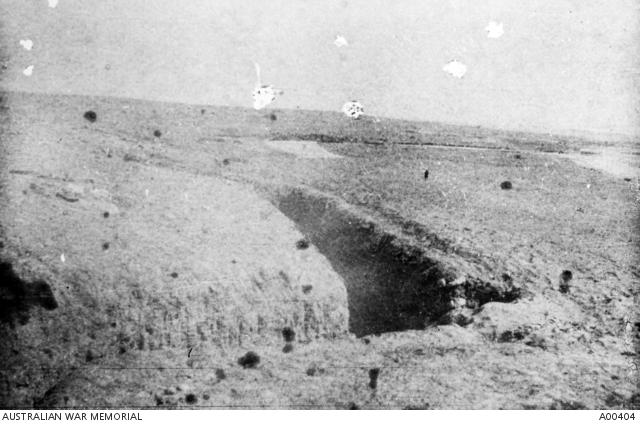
[334,35,348,48]
[48,0,58,8]
[443,60,467,78]
[60,253,65,263]
[251,63,282,110]
[19,39,33,50]
[23,65,34,76]
[485,21,504,38]
[341,100,364,119]
[145,189,149,197]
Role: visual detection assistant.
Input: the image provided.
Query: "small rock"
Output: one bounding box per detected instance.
[296,239,310,250]
[525,334,547,350]
[559,270,572,294]
[282,327,295,342]
[170,272,178,278]
[301,285,313,294]
[83,110,97,123]
[282,343,293,353]
[237,351,260,368]
[153,130,162,137]
[184,393,197,404]
[176,384,190,392]
[348,402,360,410]
[424,169,429,180]
[222,159,230,166]
[102,242,109,250]
[368,368,380,389]
[498,329,526,342]
[56,183,84,202]
[500,181,512,190]
[215,368,226,380]
[103,211,110,218]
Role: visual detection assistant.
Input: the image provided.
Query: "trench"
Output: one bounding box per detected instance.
[275,188,520,337]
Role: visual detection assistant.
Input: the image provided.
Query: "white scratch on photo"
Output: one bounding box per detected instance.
[443,60,466,78]
[48,0,58,8]
[342,100,364,119]
[334,35,348,48]
[485,21,504,38]
[23,65,34,76]
[19,39,34,50]
[252,63,282,110]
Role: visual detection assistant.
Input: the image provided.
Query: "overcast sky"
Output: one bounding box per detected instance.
[1,0,639,138]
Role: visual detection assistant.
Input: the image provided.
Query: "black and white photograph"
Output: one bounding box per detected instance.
[0,0,638,412]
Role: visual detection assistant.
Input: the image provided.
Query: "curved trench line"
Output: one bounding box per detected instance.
[274,188,521,337]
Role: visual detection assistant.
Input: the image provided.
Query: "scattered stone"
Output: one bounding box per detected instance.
[163,388,175,396]
[102,242,109,250]
[500,181,513,190]
[424,169,429,180]
[301,284,313,294]
[524,334,547,350]
[215,368,226,380]
[498,329,526,342]
[237,351,260,368]
[222,159,230,166]
[203,394,210,400]
[550,399,587,410]
[559,270,572,294]
[368,368,380,389]
[103,211,109,218]
[268,113,277,121]
[85,349,96,362]
[185,393,197,404]
[176,384,190,392]
[514,154,522,159]
[296,239,310,250]
[56,184,84,203]
[362,337,370,345]
[170,272,178,278]
[282,343,293,353]
[576,207,584,213]
[153,130,162,138]
[623,177,631,182]
[282,327,295,342]
[83,110,97,123]
[348,402,360,410]
[306,367,316,376]
[201,109,206,115]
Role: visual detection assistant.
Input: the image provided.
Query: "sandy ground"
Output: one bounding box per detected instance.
[0,91,638,409]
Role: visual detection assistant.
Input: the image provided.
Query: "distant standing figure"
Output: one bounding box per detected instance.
[424,169,429,180]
